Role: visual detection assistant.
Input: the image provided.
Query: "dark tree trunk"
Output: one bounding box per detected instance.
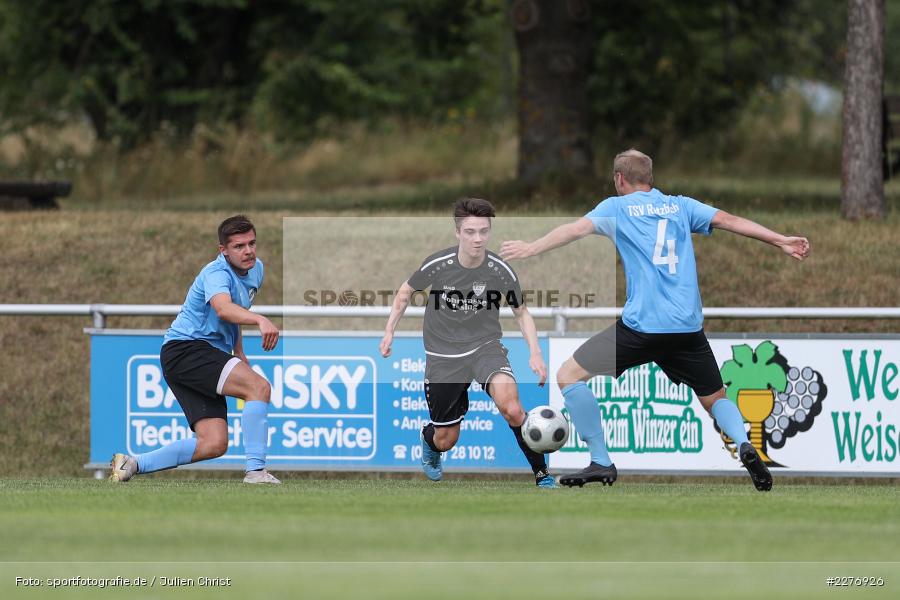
[511,0,593,187]
[842,0,885,219]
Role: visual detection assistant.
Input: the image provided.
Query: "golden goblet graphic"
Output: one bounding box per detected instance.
[736,389,776,464]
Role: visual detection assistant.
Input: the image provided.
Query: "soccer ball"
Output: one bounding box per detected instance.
[522,405,570,453]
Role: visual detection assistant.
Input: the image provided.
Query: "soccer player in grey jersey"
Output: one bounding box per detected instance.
[380,198,557,487]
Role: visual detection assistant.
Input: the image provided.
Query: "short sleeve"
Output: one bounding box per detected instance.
[584,197,617,238]
[256,259,265,288]
[503,269,523,308]
[682,196,718,235]
[408,258,435,291]
[203,269,232,303]
[505,279,523,308]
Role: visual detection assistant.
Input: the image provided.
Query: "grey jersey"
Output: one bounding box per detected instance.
[408,247,523,356]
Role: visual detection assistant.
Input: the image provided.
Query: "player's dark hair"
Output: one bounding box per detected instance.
[453,197,495,228]
[218,215,255,246]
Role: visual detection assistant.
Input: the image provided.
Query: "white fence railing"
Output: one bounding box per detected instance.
[2,304,899,334]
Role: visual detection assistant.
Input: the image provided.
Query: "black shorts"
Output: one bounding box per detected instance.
[160,340,241,430]
[424,340,514,427]
[572,320,724,397]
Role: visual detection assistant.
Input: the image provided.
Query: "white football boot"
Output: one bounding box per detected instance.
[243,469,282,485]
[109,453,138,482]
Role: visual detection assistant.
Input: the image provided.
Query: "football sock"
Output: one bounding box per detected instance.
[562,382,612,467]
[135,437,197,474]
[422,423,441,453]
[510,424,548,475]
[711,398,750,446]
[243,400,269,472]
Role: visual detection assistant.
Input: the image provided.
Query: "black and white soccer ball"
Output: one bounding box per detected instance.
[522,405,570,453]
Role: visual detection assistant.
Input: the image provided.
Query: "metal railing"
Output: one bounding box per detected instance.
[2,304,899,335]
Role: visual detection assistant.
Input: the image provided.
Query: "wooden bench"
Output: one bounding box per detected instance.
[0,181,71,209]
[885,95,900,180]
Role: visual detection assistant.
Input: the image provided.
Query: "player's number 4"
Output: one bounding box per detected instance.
[652,219,679,274]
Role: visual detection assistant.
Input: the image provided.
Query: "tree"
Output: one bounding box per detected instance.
[252,0,508,140]
[0,0,508,145]
[511,0,593,187]
[842,0,886,219]
[587,0,791,157]
[0,0,261,146]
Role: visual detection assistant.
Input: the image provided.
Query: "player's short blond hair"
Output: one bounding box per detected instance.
[614,149,653,185]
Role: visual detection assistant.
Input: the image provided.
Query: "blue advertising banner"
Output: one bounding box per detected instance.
[90,333,550,471]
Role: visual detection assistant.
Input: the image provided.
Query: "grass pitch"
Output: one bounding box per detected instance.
[1,477,898,599]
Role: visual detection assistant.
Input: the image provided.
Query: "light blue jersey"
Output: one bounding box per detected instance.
[585,188,718,333]
[164,253,264,353]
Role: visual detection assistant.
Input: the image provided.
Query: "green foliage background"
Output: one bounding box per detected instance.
[2,0,898,151]
[0,0,512,146]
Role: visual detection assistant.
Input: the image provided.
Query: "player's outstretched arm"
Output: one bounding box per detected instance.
[380,281,415,358]
[512,305,548,386]
[500,218,595,261]
[711,210,810,261]
[210,293,280,351]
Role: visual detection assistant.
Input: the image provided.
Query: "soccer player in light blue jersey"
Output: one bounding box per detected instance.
[501,150,810,491]
[110,215,283,484]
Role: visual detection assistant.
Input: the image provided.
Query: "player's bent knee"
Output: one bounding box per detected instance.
[556,364,574,390]
[487,375,516,398]
[251,377,272,401]
[698,388,727,413]
[207,439,228,459]
[222,363,270,401]
[192,418,228,460]
[557,359,590,391]
[487,377,520,413]
[555,368,574,391]
[195,440,227,461]
[215,440,228,458]
[500,405,526,426]
[434,426,460,451]
[434,437,457,451]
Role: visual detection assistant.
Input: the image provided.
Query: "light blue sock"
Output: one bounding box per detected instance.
[711,398,750,446]
[562,382,612,466]
[135,437,197,474]
[242,400,269,472]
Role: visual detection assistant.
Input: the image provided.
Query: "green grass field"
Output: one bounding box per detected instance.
[1,477,898,598]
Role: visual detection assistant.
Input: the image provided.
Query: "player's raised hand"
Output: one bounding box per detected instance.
[257,316,280,351]
[500,240,533,261]
[530,353,547,387]
[779,236,810,261]
[379,332,393,358]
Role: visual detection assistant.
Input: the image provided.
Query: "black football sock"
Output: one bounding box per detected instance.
[510,424,548,477]
[422,423,441,453]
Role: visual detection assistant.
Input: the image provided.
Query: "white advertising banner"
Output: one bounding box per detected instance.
[548,337,900,475]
